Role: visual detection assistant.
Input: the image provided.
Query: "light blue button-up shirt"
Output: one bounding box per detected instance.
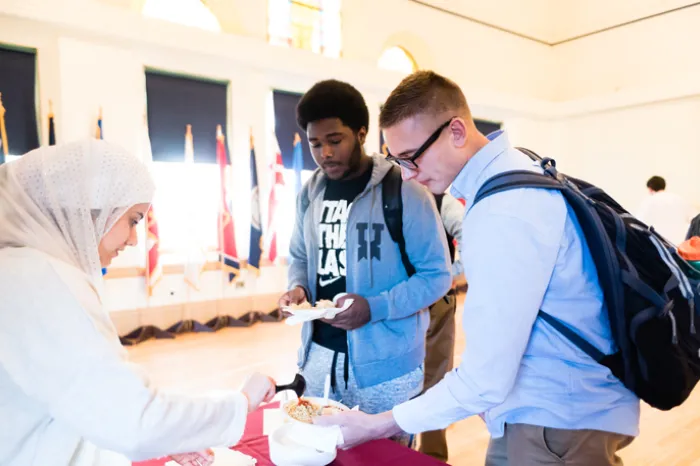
[393,130,640,438]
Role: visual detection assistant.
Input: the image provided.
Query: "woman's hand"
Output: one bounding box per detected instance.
[241,373,276,413]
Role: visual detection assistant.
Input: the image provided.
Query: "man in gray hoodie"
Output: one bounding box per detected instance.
[278,80,451,444]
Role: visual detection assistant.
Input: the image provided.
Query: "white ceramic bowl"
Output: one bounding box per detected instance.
[282,397,348,426]
[268,424,337,466]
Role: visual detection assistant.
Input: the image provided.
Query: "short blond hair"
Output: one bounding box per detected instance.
[379,70,469,128]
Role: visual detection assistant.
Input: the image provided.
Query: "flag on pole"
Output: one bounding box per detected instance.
[0,92,8,164]
[146,206,163,296]
[48,100,56,146]
[292,132,303,198]
[183,124,206,290]
[216,125,240,282]
[248,129,263,273]
[142,122,162,296]
[96,107,103,140]
[266,133,285,263]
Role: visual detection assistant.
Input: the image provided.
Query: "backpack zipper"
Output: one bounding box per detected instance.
[668,308,679,345]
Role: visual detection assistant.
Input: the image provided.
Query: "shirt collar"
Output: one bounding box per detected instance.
[450,130,510,206]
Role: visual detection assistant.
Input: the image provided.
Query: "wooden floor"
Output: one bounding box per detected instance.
[127,294,700,465]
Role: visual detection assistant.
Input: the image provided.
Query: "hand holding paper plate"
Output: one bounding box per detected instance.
[283,293,354,325]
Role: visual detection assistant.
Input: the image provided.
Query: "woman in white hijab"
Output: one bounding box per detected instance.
[0,140,276,466]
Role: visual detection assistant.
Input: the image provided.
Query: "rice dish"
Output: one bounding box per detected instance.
[284,399,320,423]
[284,399,345,423]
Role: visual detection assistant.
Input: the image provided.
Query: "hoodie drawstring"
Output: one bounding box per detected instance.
[368,185,376,288]
[329,350,350,393]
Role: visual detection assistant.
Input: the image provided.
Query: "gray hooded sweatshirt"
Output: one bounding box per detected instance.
[288,154,452,388]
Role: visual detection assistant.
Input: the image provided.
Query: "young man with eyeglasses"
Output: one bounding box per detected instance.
[278,79,452,445]
[315,71,640,465]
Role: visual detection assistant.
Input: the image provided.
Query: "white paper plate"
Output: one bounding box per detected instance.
[283,299,354,325]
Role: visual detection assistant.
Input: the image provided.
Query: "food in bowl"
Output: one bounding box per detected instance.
[284,398,319,423]
[284,398,347,424]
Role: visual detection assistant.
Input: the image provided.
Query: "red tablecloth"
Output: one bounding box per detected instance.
[135,402,448,466]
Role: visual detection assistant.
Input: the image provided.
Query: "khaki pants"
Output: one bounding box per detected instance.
[485,424,634,466]
[418,291,457,462]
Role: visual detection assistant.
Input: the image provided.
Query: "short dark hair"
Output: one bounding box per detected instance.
[379,70,469,129]
[647,176,666,192]
[296,80,369,133]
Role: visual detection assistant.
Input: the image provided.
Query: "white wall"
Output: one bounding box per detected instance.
[549,3,700,213]
[554,4,700,101]
[552,98,700,212]
[342,0,555,102]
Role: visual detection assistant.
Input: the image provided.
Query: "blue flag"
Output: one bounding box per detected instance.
[292,133,303,198]
[248,133,263,273]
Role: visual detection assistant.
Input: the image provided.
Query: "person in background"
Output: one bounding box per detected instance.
[278,79,451,445]
[419,191,464,462]
[0,140,276,466]
[315,70,640,466]
[686,212,700,240]
[637,175,695,245]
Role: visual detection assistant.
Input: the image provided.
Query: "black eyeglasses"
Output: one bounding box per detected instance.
[385,117,455,170]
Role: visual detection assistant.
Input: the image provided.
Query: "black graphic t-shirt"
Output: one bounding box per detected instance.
[312,163,373,352]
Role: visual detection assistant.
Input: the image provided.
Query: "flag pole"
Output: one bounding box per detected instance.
[0,93,8,157]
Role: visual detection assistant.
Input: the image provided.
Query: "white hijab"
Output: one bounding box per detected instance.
[0,139,155,292]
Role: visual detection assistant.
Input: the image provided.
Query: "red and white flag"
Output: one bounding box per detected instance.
[266,134,285,263]
[216,125,239,282]
[141,121,162,296]
[146,206,162,296]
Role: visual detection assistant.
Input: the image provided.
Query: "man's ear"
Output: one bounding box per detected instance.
[357,127,368,145]
[450,118,468,148]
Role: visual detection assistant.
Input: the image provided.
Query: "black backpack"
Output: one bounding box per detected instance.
[473,148,700,410]
[300,165,416,277]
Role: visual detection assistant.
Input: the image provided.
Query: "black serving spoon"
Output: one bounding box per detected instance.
[275,373,307,398]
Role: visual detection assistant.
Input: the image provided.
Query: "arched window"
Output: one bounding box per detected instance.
[142,0,221,32]
[268,0,342,58]
[378,46,417,74]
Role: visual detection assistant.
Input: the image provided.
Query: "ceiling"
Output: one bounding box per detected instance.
[412,0,698,44]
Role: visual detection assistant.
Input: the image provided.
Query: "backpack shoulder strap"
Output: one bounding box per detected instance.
[433,193,444,213]
[382,165,416,277]
[473,169,611,363]
[474,170,562,206]
[538,310,606,362]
